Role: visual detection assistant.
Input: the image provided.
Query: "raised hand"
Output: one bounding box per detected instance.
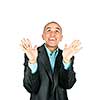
[62,40,81,63]
[20,38,38,64]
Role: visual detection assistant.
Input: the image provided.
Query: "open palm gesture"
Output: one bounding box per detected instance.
[20,38,38,64]
[62,40,81,63]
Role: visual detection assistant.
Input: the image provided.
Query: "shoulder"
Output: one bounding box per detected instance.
[37,43,46,53]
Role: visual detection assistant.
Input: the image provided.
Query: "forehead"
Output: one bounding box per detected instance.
[45,23,61,29]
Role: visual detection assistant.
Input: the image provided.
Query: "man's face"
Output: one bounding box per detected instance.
[42,23,63,48]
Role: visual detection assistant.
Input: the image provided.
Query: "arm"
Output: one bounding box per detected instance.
[20,38,41,93]
[59,40,81,89]
[23,54,41,94]
[59,56,76,89]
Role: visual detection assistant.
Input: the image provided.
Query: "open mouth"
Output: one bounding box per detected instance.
[49,38,56,41]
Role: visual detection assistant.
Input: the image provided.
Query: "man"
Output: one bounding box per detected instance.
[20,21,81,100]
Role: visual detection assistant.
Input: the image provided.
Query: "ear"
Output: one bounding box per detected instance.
[42,34,44,40]
[60,35,63,41]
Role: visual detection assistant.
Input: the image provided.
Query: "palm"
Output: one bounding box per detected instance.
[20,38,38,63]
[62,40,81,61]
[25,46,38,61]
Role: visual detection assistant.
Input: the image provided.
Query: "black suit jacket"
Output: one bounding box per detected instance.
[23,44,76,100]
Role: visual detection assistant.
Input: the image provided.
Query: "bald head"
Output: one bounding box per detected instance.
[43,21,62,34]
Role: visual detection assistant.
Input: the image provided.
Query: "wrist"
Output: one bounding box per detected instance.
[63,57,70,63]
[29,59,37,64]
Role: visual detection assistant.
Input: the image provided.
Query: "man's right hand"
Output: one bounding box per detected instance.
[20,38,38,64]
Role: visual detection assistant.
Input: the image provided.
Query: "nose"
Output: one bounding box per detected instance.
[50,31,55,37]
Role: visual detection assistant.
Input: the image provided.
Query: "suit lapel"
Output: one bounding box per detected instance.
[38,44,53,81]
[38,44,63,88]
[53,49,62,92]
[54,49,62,74]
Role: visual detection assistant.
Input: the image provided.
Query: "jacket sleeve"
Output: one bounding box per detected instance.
[59,56,76,89]
[23,54,41,94]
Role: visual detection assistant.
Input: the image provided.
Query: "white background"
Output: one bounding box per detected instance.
[0,0,100,100]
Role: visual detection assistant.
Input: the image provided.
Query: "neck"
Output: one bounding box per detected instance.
[45,44,58,52]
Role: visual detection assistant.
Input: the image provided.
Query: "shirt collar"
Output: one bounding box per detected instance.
[44,44,58,56]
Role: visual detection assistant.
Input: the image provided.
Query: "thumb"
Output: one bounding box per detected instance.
[33,45,37,50]
[19,44,26,53]
[64,44,67,49]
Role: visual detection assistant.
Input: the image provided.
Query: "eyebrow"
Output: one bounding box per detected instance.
[44,26,62,33]
[55,27,61,31]
[46,27,51,30]
[46,26,61,31]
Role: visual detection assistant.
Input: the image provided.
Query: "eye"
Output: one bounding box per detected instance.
[46,29,51,32]
[55,29,60,33]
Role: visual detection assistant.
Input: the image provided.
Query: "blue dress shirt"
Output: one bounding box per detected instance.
[29,45,71,73]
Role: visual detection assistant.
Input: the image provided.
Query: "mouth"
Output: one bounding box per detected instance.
[49,38,56,41]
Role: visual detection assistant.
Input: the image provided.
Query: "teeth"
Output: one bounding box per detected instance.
[49,38,55,40]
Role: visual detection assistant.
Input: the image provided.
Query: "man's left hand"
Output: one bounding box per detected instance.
[62,40,82,63]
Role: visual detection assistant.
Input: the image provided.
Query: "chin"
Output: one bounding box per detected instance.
[47,43,58,47]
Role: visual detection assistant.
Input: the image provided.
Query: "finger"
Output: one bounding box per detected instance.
[21,38,31,51]
[69,40,76,48]
[26,38,32,48]
[71,40,81,48]
[21,39,27,49]
[71,40,77,45]
[23,38,30,48]
[33,45,37,50]
[21,38,27,46]
[73,46,83,53]
[72,40,80,45]
[22,38,27,44]
[76,40,81,46]
[75,40,81,49]
[64,44,67,49]
[21,38,32,50]
[19,43,27,53]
